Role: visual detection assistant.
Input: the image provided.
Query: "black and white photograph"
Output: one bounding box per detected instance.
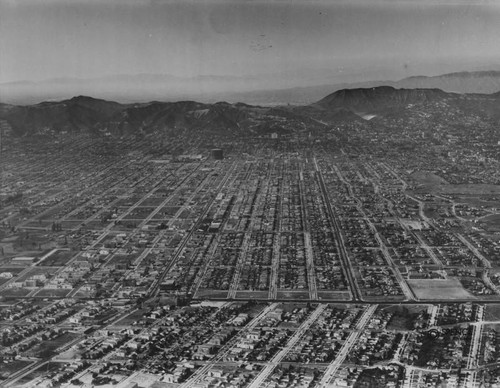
[1,0,500,387]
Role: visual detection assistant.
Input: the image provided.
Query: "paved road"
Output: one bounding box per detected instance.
[180,303,279,388]
[339,169,416,302]
[465,305,484,387]
[247,304,327,388]
[317,304,378,387]
[228,231,252,299]
[456,233,493,269]
[148,162,237,298]
[268,169,283,300]
[18,155,151,230]
[4,360,46,387]
[269,231,280,300]
[304,232,318,300]
[314,157,360,301]
[298,160,318,301]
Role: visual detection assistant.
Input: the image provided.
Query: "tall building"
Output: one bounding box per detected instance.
[211,148,223,160]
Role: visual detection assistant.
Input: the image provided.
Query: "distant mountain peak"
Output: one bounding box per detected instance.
[403,70,500,80]
[314,86,450,113]
[69,95,103,103]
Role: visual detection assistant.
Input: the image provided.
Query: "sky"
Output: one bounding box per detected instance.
[1,0,500,85]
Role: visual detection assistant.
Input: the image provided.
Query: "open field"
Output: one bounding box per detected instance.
[195,289,229,299]
[15,362,64,386]
[457,196,500,208]
[383,304,430,330]
[0,266,26,285]
[72,287,96,298]
[362,294,406,302]
[484,304,500,321]
[0,266,30,274]
[407,278,475,300]
[38,249,74,266]
[480,214,500,230]
[0,287,32,297]
[29,333,80,359]
[0,360,34,381]
[16,267,58,282]
[34,288,72,298]
[111,309,147,327]
[317,291,352,300]
[433,184,500,195]
[235,290,269,299]
[277,290,311,300]
[410,171,449,186]
[60,220,87,229]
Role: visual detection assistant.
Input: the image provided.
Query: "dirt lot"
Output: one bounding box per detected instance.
[407,278,475,300]
[484,304,500,321]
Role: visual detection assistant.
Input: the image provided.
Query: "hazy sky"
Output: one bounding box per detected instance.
[1,0,500,84]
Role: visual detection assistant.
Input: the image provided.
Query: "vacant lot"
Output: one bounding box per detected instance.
[0,266,26,286]
[235,290,269,300]
[39,250,74,266]
[34,288,72,298]
[17,267,58,282]
[434,184,500,195]
[480,214,500,231]
[0,287,32,297]
[410,171,449,186]
[407,278,475,300]
[484,304,500,321]
[111,309,147,326]
[30,332,80,359]
[385,305,430,330]
[317,291,352,301]
[0,360,33,380]
[195,289,229,299]
[15,362,63,386]
[277,290,311,300]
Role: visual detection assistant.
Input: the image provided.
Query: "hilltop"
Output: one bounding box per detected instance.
[1,86,500,137]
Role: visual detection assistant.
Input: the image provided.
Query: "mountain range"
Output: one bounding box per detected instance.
[1,86,500,137]
[2,70,500,106]
[231,71,500,105]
